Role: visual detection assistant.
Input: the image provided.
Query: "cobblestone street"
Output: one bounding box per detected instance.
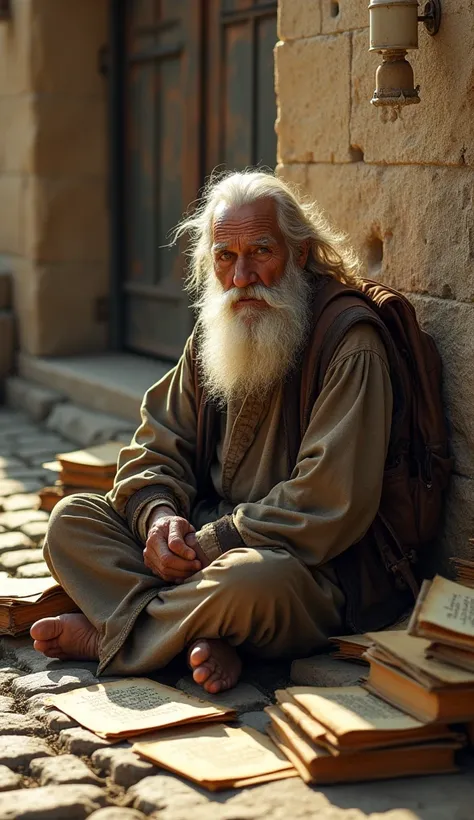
[1,405,474,820]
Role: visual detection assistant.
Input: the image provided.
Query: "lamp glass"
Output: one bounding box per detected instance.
[369,1,419,51]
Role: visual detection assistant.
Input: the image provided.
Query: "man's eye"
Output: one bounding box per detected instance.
[219,252,232,261]
[255,246,270,255]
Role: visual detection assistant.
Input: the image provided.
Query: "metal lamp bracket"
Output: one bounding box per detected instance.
[418,0,441,36]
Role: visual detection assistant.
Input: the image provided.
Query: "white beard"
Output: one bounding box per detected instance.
[195,260,312,405]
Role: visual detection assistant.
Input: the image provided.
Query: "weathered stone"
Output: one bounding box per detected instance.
[128,775,210,815]
[0,531,35,554]
[0,764,21,792]
[0,178,24,257]
[0,713,45,736]
[47,403,135,447]
[0,735,53,769]
[59,727,115,756]
[88,810,146,820]
[1,493,41,512]
[30,754,102,786]
[0,547,43,571]
[5,376,66,422]
[176,678,270,713]
[20,520,49,543]
[0,454,25,470]
[0,667,24,686]
[12,668,97,698]
[32,706,79,732]
[275,34,352,164]
[239,710,271,735]
[277,0,321,40]
[16,561,52,578]
[0,509,49,530]
[0,696,15,712]
[91,746,157,789]
[0,783,108,819]
[322,1,368,33]
[350,9,474,167]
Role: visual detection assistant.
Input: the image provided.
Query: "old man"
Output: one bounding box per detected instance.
[31,170,407,694]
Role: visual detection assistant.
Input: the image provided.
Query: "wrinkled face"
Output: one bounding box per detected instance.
[211,199,289,315]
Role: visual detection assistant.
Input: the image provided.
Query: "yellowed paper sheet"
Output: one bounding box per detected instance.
[0,576,59,603]
[411,575,474,640]
[49,678,235,738]
[133,723,294,785]
[366,630,474,686]
[57,441,125,469]
[286,685,423,736]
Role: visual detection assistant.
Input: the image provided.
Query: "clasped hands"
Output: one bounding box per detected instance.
[143,505,210,584]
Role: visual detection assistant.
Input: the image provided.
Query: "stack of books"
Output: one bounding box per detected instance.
[328,634,371,663]
[408,575,474,673]
[0,577,79,636]
[265,684,463,784]
[450,555,474,589]
[39,441,125,511]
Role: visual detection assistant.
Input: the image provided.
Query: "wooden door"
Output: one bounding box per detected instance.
[120,0,277,358]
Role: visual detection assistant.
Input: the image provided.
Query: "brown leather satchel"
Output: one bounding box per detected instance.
[290,276,453,628]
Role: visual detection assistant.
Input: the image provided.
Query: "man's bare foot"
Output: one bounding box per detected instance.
[30,613,99,661]
[188,638,242,694]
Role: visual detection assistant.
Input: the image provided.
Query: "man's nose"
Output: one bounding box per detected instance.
[233,256,257,288]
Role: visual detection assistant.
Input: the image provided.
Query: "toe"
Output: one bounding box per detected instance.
[192,663,213,684]
[30,617,62,641]
[189,641,211,669]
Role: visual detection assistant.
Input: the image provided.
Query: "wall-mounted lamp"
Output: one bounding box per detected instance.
[0,0,11,22]
[369,1,442,108]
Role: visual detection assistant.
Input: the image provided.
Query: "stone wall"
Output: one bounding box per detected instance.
[276,0,474,571]
[0,0,109,357]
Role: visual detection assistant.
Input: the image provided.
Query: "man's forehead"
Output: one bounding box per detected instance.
[212,199,281,244]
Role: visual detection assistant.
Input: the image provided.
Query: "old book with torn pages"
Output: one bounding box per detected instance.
[450,556,474,589]
[133,722,297,791]
[408,575,474,651]
[274,685,457,752]
[266,705,462,785]
[364,630,474,722]
[0,577,79,636]
[48,678,237,739]
[328,634,371,663]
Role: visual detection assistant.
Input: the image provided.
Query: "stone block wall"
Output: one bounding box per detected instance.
[276,0,474,572]
[0,0,109,357]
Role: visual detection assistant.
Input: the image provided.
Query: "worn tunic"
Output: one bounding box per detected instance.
[108,322,393,580]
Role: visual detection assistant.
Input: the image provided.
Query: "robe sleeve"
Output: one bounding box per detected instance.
[195,324,393,567]
[106,334,198,541]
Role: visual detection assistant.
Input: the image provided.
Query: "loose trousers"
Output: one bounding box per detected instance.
[43,494,345,676]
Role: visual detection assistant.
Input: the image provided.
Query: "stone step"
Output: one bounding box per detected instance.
[18,352,172,423]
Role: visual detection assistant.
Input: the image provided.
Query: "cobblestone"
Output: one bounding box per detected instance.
[12,668,97,698]
[30,754,102,786]
[239,710,271,734]
[0,783,108,819]
[0,764,21,792]
[0,713,45,736]
[0,696,15,712]
[59,727,116,756]
[21,520,49,542]
[91,746,158,788]
[32,705,79,732]
[0,478,43,496]
[0,667,24,686]
[0,547,43,572]
[1,493,41,512]
[0,509,49,530]
[16,561,52,578]
[128,775,210,815]
[0,531,35,554]
[0,735,54,768]
[176,677,270,713]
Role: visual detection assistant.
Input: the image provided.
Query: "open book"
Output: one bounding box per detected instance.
[0,577,79,636]
[133,723,297,790]
[48,678,237,739]
[266,705,462,785]
[408,575,474,650]
[275,685,456,751]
